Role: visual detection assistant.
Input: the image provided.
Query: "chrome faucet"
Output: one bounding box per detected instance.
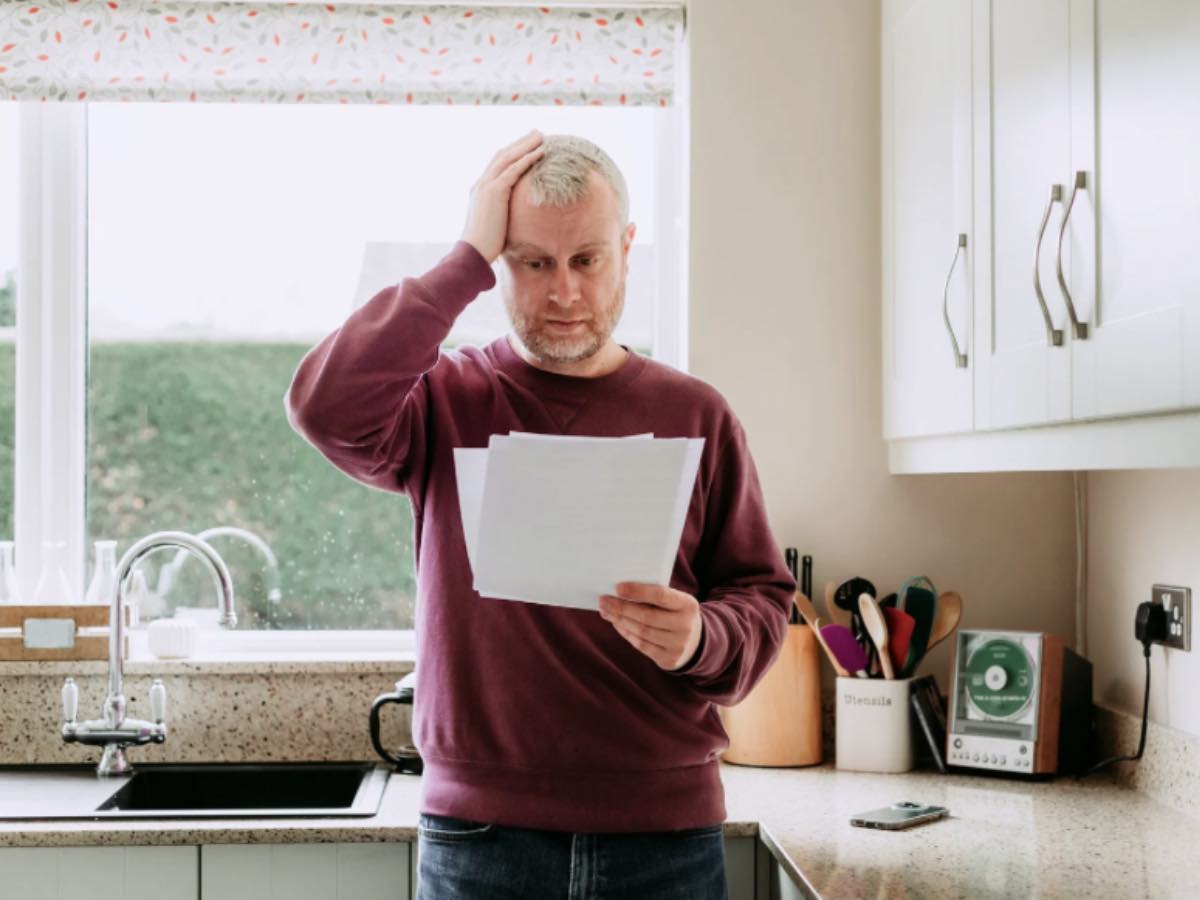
[155,525,282,608]
[61,531,237,777]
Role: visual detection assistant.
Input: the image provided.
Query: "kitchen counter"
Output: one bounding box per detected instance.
[1,762,1195,898]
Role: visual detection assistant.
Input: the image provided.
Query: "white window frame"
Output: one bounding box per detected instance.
[14,95,688,652]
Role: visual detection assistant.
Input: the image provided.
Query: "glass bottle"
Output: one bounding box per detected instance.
[125,569,149,628]
[0,541,17,602]
[32,540,73,605]
[84,540,118,606]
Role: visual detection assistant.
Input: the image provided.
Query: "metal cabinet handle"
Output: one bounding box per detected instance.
[942,233,969,368]
[1034,184,1065,347]
[1055,170,1089,339]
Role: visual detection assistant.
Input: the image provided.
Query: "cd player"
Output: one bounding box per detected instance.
[947,630,1093,776]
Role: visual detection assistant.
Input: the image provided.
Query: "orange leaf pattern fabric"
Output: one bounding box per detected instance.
[0,1,681,105]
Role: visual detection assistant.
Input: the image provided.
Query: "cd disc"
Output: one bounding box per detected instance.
[963,638,1035,719]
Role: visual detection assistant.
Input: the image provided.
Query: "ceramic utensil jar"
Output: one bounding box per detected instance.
[835,675,914,773]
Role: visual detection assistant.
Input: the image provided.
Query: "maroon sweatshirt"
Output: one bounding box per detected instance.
[285,240,793,833]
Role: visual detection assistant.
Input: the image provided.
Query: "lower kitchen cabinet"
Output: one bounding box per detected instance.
[200,842,410,900]
[1,837,763,900]
[725,836,757,900]
[0,846,198,900]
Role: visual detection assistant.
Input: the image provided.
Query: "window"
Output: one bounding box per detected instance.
[84,102,676,631]
[0,106,15,549]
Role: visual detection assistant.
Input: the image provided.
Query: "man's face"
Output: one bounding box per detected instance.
[499,171,636,365]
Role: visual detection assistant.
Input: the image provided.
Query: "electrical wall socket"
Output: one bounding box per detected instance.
[1152,584,1191,652]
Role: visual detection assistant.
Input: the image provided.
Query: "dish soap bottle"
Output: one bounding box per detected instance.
[84,540,118,606]
[0,541,17,602]
[32,540,73,605]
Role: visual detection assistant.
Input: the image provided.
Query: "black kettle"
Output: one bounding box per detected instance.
[370,670,423,775]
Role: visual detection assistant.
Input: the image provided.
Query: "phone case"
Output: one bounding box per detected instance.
[850,802,949,830]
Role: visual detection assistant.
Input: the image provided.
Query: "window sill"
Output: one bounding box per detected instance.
[0,629,417,676]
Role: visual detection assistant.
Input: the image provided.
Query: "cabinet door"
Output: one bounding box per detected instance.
[973,0,1074,429]
[883,0,973,439]
[1068,0,1200,419]
[201,843,410,900]
[0,846,198,900]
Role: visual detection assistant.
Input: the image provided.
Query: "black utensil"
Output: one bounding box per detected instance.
[835,576,877,672]
[785,547,799,623]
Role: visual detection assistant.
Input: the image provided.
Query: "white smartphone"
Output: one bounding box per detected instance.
[849,801,949,830]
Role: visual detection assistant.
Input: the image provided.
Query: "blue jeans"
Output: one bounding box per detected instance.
[417,812,730,900]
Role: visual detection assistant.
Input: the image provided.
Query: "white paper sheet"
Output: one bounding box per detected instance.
[453,434,704,610]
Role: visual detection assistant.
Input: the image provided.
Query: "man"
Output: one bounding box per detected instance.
[285,130,793,900]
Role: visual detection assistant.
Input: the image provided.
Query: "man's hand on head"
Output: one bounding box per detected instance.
[598,582,704,672]
[460,129,545,264]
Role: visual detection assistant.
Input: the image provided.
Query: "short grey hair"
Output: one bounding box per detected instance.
[523,134,630,229]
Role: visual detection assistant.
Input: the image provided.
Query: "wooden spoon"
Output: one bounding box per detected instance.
[794,591,849,677]
[823,581,851,629]
[925,591,963,654]
[858,592,894,679]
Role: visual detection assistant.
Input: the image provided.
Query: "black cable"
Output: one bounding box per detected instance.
[1087,644,1151,773]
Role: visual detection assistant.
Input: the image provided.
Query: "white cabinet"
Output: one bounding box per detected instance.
[200,843,410,900]
[0,846,198,900]
[882,0,974,439]
[1071,0,1200,420]
[973,0,1074,429]
[884,0,1200,470]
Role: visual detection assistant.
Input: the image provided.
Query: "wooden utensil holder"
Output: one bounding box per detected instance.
[0,604,130,662]
[719,622,823,766]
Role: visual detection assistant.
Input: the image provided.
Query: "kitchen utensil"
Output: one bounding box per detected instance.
[882,606,916,673]
[858,592,894,679]
[900,586,937,677]
[834,576,876,627]
[898,575,937,610]
[793,591,848,677]
[801,555,813,603]
[785,547,799,624]
[819,623,870,675]
[925,591,963,654]
[823,581,851,629]
[835,576,877,669]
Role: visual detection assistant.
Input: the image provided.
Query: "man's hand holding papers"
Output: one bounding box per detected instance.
[598,582,704,672]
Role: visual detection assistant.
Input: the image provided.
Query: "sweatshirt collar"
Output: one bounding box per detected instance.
[488,333,647,395]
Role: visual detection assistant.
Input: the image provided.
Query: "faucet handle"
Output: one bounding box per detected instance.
[149,678,167,724]
[62,677,78,724]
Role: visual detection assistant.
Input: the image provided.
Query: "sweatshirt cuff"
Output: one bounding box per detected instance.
[671,604,724,676]
[415,240,497,318]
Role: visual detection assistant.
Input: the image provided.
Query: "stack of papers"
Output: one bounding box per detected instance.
[454,433,705,610]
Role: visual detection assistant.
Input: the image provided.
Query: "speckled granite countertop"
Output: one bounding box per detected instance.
[0,762,1195,898]
[719,764,1198,899]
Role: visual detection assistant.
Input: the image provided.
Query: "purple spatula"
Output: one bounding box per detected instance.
[819,623,870,676]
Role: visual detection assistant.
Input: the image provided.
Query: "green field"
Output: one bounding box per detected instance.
[0,342,418,630]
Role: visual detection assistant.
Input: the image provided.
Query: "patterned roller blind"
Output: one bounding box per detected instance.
[0,1,683,105]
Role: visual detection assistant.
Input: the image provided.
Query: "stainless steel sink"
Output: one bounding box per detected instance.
[0,762,390,820]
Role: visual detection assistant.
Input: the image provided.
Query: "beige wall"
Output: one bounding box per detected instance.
[684,0,1077,685]
[1088,470,1200,737]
